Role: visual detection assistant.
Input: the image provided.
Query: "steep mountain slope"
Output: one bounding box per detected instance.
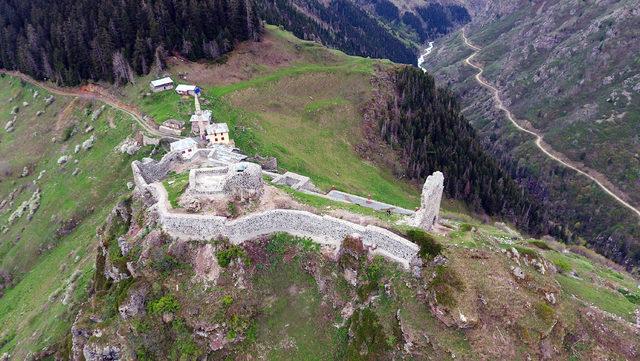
[69,194,640,359]
[258,0,419,65]
[0,24,638,360]
[356,0,471,43]
[0,74,154,354]
[0,0,261,85]
[423,0,640,269]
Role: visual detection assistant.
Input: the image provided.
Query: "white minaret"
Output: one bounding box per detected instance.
[194,94,206,139]
[194,92,202,114]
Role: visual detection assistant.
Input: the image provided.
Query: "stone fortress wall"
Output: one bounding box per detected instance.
[131,152,421,268]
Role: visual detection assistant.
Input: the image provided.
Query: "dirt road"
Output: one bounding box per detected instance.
[461,29,640,220]
[0,70,169,138]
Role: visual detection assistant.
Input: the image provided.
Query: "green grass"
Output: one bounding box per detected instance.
[127,26,418,209]
[556,274,637,322]
[0,74,146,357]
[247,255,344,359]
[274,184,401,223]
[162,172,190,208]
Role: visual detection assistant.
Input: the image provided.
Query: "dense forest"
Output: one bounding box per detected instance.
[258,0,417,65]
[0,0,261,85]
[363,0,470,43]
[379,67,547,235]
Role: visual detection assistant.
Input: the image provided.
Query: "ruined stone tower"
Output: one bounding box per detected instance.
[408,171,444,231]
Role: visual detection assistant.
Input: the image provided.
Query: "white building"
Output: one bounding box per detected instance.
[170,138,198,156]
[206,123,230,145]
[176,84,197,96]
[190,94,212,139]
[149,77,174,92]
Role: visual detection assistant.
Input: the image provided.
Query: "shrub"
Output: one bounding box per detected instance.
[529,240,551,250]
[535,301,555,324]
[152,253,182,276]
[346,308,389,359]
[459,223,473,232]
[513,245,539,259]
[148,294,180,314]
[216,243,247,267]
[266,233,319,265]
[62,124,76,141]
[552,257,572,273]
[406,229,442,259]
[618,288,640,305]
[227,201,238,217]
[221,294,234,307]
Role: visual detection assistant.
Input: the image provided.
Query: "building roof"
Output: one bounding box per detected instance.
[176,84,197,92]
[206,122,229,134]
[150,77,174,87]
[162,119,185,128]
[170,138,198,152]
[190,109,212,123]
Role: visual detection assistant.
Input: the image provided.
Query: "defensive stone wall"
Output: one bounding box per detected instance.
[132,155,422,268]
[136,179,419,268]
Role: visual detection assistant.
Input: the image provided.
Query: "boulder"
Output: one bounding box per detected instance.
[58,155,70,165]
[512,266,525,280]
[118,287,147,320]
[82,135,96,150]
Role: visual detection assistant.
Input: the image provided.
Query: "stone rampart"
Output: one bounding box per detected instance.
[144,182,418,268]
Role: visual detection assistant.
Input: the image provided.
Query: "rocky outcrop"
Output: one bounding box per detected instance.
[406,171,444,231]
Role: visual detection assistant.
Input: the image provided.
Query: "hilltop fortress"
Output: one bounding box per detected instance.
[131,144,444,269]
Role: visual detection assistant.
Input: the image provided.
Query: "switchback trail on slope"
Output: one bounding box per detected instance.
[460,29,640,220]
[0,69,173,138]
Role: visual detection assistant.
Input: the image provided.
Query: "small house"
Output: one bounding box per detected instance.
[170,138,198,156]
[149,77,174,92]
[176,84,197,96]
[206,123,230,145]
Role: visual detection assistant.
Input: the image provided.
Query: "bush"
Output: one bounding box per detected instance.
[459,223,473,232]
[62,124,76,141]
[552,257,572,273]
[216,243,247,268]
[221,294,234,307]
[535,301,555,324]
[529,240,551,250]
[406,229,442,259]
[227,201,238,217]
[148,294,180,314]
[618,288,640,305]
[152,253,182,276]
[513,245,539,259]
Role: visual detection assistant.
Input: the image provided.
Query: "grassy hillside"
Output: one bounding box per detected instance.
[0,75,150,356]
[125,26,420,209]
[73,181,640,360]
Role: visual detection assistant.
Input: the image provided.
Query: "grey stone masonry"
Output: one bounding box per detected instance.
[132,163,419,268]
[407,171,444,231]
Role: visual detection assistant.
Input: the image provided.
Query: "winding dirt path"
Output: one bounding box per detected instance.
[0,69,169,138]
[461,29,640,220]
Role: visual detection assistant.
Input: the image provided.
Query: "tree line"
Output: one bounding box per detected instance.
[379,67,548,235]
[0,0,261,85]
[258,0,417,65]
